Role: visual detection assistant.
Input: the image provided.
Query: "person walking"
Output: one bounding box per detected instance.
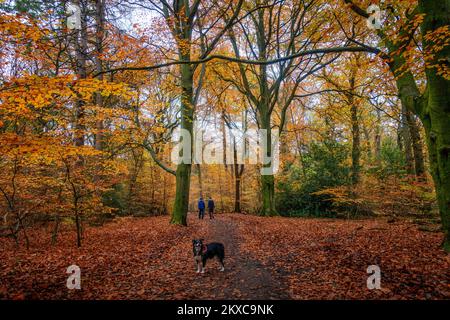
[198,197,205,219]
[207,196,215,219]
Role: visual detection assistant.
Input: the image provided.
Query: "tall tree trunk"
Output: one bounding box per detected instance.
[72,0,87,246]
[233,136,242,213]
[259,109,277,216]
[418,0,450,251]
[348,73,360,184]
[197,163,203,198]
[73,0,87,148]
[94,0,105,150]
[171,63,194,226]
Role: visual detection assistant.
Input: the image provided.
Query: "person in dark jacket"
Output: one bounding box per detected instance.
[207,196,215,219]
[198,197,205,219]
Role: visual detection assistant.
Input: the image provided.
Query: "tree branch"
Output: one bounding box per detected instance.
[142,142,176,176]
[95,46,377,77]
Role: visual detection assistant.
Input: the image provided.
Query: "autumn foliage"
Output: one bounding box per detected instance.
[1,214,449,299]
[0,0,449,300]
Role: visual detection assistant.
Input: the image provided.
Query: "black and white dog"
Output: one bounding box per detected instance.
[192,239,225,273]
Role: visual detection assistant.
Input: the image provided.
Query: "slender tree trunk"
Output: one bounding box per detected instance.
[348,74,360,184]
[73,0,87,148]
[94,0,105,150]
[406,113,426,177]
[221,111,228,172]
[234,176,241,213]
[397,120,404,152]
[72,0,86,246]
[350,102,360,184]
[218,165,224,213]
[401,105,415,175]
[127,147,144,214]
[233,137,241,213]
[197,164,203,198]
[290,108,306,175]
[363,126,372,161]
[374,110,382,165]
[74,201,81,247]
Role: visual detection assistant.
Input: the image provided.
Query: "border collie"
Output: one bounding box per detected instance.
[192,239,225,273]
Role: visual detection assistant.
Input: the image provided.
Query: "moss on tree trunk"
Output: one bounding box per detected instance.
[170,62,194,226]
[419,0,450,250]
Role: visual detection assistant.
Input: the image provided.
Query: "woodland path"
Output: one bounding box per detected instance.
[195,216,291,299]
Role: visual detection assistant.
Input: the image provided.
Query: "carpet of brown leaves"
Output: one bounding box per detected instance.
[0,214,449,299]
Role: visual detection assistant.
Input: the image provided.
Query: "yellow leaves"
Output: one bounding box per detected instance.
[0,133,99,165]
[0,76,131,122]
[312,187,361,206]
[0,132,127,226]
[0,75,71,114]
[71,78,131,100]
[424,25,450,43]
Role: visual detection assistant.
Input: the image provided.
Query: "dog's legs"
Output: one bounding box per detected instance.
[219,250,225,271]
[201,257,207,273]
[195,257,201,273]
[215,257,224,271]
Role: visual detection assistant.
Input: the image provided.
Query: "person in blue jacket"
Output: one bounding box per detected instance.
[198,197,205,219]
[207,196,215,219]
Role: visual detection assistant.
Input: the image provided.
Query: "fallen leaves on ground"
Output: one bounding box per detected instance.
[0,214,449,299]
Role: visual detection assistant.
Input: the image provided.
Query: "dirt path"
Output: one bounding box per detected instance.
[203,217,291,299]
[151,214,291,299]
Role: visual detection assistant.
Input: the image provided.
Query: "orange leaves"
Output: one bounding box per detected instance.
[73,78,131,100]
[423,25,450,79]
[235,214,450,299]
[0,213,448,299]
[0,75,130,120]
[311,175,436,218]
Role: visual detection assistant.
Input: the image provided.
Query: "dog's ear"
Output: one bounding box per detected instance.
[192,239,196,244]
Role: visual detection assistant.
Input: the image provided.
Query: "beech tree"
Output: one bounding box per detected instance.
[343,0,450,250]
[221,0,349,215]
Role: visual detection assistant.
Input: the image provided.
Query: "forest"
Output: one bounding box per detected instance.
[0,0,449,300]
